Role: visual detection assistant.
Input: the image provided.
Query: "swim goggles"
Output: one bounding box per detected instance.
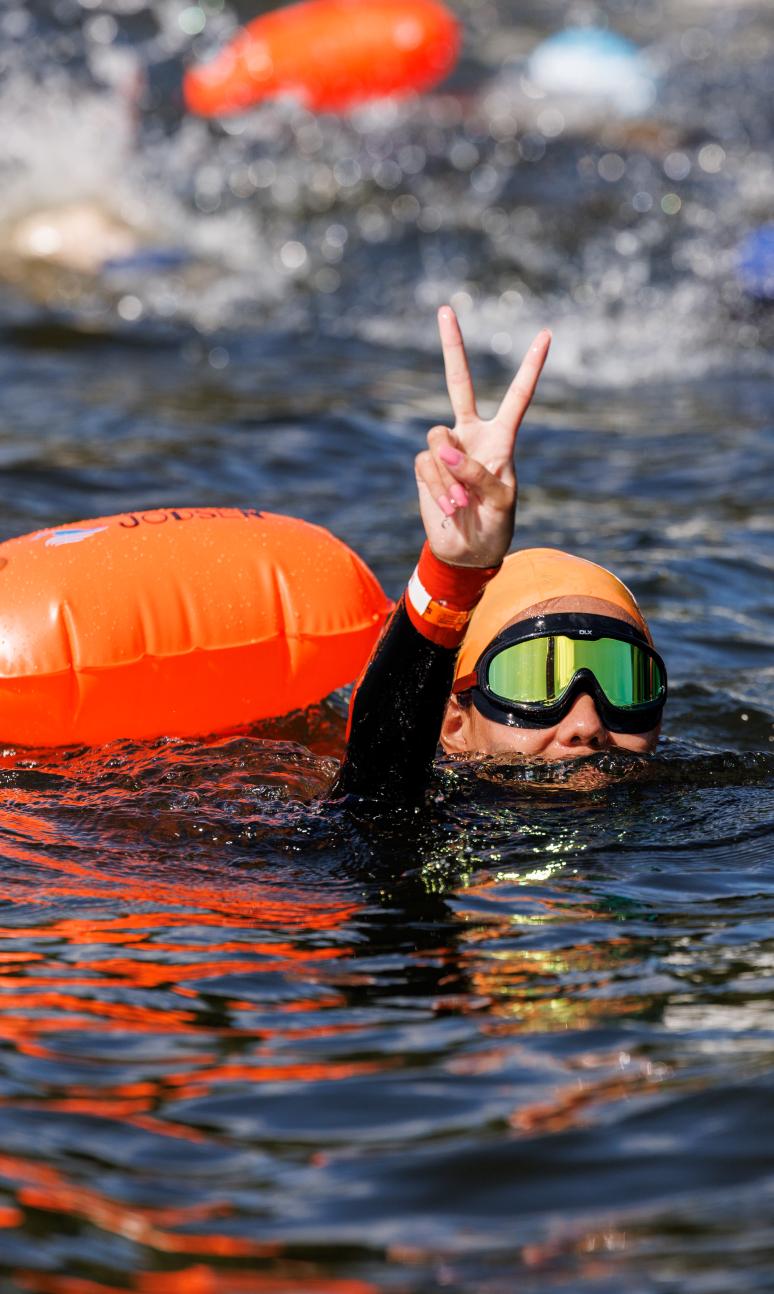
[453,613,667,733]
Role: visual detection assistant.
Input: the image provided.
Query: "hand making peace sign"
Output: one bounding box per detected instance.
[415,306,551,569]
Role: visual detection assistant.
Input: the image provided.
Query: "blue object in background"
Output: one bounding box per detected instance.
[527,26,657,117]
[737,226,774,301]
[102,248,192,275]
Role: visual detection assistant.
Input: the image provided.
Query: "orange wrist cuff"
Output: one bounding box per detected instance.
[404,543,501,649]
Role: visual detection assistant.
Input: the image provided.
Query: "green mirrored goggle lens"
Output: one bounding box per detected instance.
[486,635,665,709]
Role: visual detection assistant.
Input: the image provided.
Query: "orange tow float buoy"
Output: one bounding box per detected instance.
[0,508,390,748]
[183,0,460,117]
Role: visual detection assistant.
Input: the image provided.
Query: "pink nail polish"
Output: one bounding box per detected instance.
[450,484,468,508]
[438,495,455,516]
[439,445,462,466]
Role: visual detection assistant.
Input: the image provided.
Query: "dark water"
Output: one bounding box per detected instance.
[0,1,773,1291]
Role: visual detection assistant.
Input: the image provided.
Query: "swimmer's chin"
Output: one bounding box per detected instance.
[441,748,651,791]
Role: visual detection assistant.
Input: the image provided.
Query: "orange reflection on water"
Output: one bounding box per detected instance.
[0,795,377,1268]
[510,1053,669,1136]
[0,1149,276,1260]
[18,1266,377,1294]
[0,802,361,1050]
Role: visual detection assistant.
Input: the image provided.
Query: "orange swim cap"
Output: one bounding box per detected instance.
[454,547,648,684]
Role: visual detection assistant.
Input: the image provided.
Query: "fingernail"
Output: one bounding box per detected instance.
[439,445,462,466]
[438,494,455,516]
[450,484,468,508]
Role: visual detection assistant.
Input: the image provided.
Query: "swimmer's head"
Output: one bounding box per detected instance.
[443,548,663,760]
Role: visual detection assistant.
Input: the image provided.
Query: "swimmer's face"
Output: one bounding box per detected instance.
[441,595,661,761]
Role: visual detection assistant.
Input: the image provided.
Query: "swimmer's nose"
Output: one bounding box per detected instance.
[554,692,609,753]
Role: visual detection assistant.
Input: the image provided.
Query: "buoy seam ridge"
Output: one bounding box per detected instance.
[0,627,386,680]
[59,600,86,722]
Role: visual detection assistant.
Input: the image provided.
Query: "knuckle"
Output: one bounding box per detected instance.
[460,457,486,483]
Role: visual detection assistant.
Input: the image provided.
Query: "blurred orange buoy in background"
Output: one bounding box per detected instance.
[183,0,460,117]
[0,508,390,747]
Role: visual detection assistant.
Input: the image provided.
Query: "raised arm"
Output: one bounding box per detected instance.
[332,308,550,803]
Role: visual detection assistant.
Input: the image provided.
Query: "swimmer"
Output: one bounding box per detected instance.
[333,305,667,800]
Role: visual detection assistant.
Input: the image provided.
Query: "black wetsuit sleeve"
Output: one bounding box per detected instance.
[331,596,457,803]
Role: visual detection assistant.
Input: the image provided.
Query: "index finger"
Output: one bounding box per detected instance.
[496,329,552,432]
[438,305,478,423]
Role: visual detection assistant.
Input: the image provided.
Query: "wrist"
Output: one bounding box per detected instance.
[405,542,501,648]
[428,545,505,572]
